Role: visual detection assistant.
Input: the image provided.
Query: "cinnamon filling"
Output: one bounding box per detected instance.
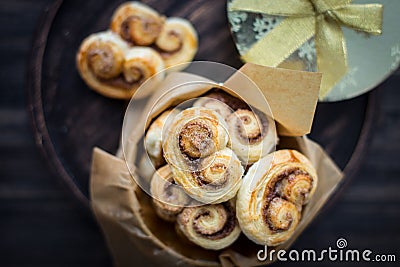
[261,168,313,232]
[154,30,183,57]
[86,42,124,80]
[120,18,133,41]
[265,197,293,231]
[193,203,236,240]
[193,165,229,188]
[86,42,146,90]
[178,121,215,159]
[120,16,161,45]
[235,110,269,145]
[205,90,249,110]
[123,66,144,83]
[87,49,114,76]
[199,99,229,116]
[193,171,211,186]
[98,72,143,90]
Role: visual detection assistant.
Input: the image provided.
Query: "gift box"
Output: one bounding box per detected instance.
[228,0,400,101]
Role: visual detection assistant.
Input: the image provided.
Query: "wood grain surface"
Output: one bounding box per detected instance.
[1,0,399,266]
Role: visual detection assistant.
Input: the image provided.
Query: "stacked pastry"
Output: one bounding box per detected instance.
[143,90,318,250]
[76,2,198,99]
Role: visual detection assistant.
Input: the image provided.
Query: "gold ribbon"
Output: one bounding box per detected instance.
[230,0,383,98]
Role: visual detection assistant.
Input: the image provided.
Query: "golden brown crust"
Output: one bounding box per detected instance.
[154,17,198,71]
[226,109,278,165]
[150,165,191,222]
[76,31,164,99]
[110,3,197,71]
[162,107,244,204]
[176,201,241,250]
[172,148,244,204]
[163,107,229,170]
[110,2,165,46]
[78,2,199,99]
[236,149,318,246]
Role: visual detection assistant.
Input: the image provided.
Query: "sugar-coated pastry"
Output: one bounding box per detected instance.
[122,46,164,86]
[236,150,318,246]
[176,200,241,250]
[226,109,278,165]
[150,165,191,222]
[76,31,164,99]
[110,1,165,46]
[162,107,245,204]
[172,148,244,204]
[154,17,198,71]
[163,107,229,171]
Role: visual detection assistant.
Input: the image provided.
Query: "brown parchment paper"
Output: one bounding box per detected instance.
[90,63,343,267]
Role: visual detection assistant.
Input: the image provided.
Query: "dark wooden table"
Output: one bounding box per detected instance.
[1,0,399,266]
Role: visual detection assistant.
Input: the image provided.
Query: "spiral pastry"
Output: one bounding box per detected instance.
[163,107,229,172]
[154,18,198,71]
[123,46,164,83]
[110,2,165,46]
[236,150,318,246]
[150,165,191,222]
[226,109,278,165]
[193,95,233,120]
[145,109,179,168]
[172,148,244,204]
[176,201,241,250]
[76,31,164,99]
[193,91,249,114]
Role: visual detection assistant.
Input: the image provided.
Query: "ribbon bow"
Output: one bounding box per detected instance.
[230,0,383,98]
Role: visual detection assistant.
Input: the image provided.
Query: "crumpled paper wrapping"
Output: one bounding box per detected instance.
[90,63,343,267]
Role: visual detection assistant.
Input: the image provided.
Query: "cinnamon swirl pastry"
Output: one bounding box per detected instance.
[236,150,318,246]
[176,201,241,250]
[172,148,244,204]
[150,165,191,222]
[76,31,164,99]
[162,107,243,204]
[193,95,233,120]
[110,2,165,46]
[193,91,248,114]
[226,109,278,165]
[154,18,198,71]
[122,46,164,84]
[145,109,179,168]
[163,107,229,171]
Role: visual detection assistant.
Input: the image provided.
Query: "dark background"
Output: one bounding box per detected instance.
[1,0,399,266]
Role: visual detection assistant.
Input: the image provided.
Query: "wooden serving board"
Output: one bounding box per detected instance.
[28,0,379,210]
